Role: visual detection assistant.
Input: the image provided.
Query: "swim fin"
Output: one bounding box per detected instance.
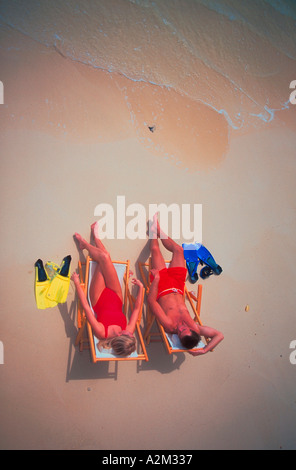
[182,243,222,282]
[45,261,61,280]
[46,255,72,304]
[34,259,58,309]
[182,243,200,283]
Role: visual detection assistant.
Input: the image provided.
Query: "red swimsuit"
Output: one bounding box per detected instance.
[150,266,187,300]
[92,288,127,338]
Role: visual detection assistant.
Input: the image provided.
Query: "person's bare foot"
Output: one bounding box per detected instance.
[91,221,100,240]
[74,232,86,250]
[147,213,157,239]
[149,213,164,239]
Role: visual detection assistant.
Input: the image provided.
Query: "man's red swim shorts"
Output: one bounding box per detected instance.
[150,266,187,300]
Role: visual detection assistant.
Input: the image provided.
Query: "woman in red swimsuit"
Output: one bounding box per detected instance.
[71,222,144,357]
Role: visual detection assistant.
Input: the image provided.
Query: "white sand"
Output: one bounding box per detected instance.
[0,9,296,450]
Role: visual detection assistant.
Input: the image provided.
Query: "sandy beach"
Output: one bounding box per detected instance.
[0,0,296,450]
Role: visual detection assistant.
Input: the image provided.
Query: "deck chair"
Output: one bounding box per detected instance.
[138,259,208,354]
[75,256,148,363]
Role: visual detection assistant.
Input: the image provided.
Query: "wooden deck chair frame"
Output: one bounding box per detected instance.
[138,258,209,354]
[75,256,148,363]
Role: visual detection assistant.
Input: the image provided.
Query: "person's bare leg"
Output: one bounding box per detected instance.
[150,214,185,268]
[89,265,105,307]
[91,221,107,251]
[74,232,103,261]
[150,238,166,271]
[74,232,123,302]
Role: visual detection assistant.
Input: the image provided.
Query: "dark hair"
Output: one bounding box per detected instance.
[179,330,201,349]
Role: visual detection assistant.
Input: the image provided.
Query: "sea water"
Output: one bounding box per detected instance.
[0,0,295,131]
[0,0,295,172]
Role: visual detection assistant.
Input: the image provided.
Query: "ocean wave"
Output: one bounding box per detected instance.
[0,0,294,130]
[264,0,296,20]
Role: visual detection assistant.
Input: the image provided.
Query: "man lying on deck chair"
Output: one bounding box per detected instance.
[147,214,224,357]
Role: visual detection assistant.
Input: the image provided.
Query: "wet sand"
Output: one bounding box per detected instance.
[0,6,296,450]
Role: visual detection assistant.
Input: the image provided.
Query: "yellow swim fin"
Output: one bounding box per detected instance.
[34,260,58,309]
[46,255,71,304]
[45,261,61,279]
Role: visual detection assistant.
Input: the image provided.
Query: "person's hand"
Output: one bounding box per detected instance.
[71,272,80,285]
[188,348,206,357]
[131,278,143,288]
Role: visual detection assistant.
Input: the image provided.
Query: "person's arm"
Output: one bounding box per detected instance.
[71,272,104,339]
[147,271,172,332]
[189,325,224,356]
[126,279,145,334]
